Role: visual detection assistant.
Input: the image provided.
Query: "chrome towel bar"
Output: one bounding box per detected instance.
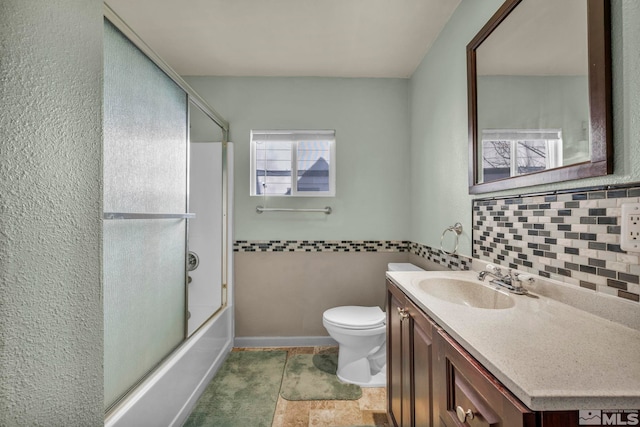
[103,212,196,220]
[256,206,332,215]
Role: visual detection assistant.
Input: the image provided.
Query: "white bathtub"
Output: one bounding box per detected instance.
[105,306,233,427]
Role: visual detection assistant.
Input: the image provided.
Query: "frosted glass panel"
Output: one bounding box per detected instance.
[103,19,188,409]
[103,20,187,213]
[103,220,185,407]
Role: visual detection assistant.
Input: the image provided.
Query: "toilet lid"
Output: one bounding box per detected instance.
[323,306,385,329]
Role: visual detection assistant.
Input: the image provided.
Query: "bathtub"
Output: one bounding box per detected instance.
[105,305,233,427]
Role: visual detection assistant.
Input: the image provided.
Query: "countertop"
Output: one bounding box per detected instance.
[386,270,640,411]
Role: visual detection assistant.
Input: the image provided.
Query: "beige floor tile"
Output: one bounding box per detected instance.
[358,387,387,411]
[361,410,390,426]
[273,398,312,427]
[308,405,363,427]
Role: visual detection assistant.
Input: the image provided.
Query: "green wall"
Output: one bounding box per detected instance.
[410,0,640,257]
[185,76,411,240]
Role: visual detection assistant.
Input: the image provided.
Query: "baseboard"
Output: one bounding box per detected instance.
[234,336,338,348]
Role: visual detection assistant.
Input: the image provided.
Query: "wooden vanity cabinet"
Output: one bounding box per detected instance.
[387,280,437,427]
[387,280,577,427]
[433,329,536,427]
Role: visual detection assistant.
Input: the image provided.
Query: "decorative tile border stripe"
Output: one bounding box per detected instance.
[408,242,472,271]
[234,240,410,253]
[233,240,472,272]
[473,186,640,303]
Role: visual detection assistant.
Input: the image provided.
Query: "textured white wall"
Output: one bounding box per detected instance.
[0,1,103,425]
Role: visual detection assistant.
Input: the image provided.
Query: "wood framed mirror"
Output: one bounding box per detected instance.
[467,0,612,194]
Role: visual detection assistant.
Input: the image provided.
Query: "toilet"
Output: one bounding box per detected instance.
[322,262,425,387]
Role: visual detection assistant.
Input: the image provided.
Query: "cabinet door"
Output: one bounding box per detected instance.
[434,330,536,427]
[408,298,434,427]
[388,281,414,427]
[388,281,437,427]
[401,304,412,427]
[387,284,405,427]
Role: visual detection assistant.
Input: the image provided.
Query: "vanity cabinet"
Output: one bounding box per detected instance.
[433,329,535,427]
[387,281,436,427]
[387,280,575,427]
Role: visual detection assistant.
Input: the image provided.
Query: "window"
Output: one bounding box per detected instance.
[480,129,563,182]
[250,130,336,197]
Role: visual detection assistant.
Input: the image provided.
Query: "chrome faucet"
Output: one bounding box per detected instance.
[478,264,533,295]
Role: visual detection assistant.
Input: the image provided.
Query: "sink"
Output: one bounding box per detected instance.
[417,278,515,309]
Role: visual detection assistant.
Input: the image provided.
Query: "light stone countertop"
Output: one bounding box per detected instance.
[386,270,640,411]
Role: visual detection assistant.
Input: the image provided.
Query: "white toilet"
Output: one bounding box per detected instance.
[322,262,424,387]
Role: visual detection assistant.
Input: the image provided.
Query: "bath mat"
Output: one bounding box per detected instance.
[183,350,287,427]
[280,353,362,401]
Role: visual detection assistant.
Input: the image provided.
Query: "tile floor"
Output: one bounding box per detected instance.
[233,346,390,427]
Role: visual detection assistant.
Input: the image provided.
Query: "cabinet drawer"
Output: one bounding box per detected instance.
[434,330,535,427]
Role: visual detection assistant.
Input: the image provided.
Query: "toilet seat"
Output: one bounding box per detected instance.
[323,306,385,330]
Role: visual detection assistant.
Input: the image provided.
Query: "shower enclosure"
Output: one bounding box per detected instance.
[103,6,233,426]
[188,142,226,336]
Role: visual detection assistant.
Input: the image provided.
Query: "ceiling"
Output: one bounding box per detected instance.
[105,0,461,78]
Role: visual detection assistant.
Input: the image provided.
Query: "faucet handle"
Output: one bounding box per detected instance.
[511,273,534,295]
[514,273,534,283]
[486,264,501,274]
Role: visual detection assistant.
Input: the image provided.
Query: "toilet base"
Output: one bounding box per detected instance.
[337,366,386,387]
[335,345,386,387]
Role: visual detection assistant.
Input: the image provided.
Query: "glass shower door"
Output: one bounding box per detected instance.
[103,19,188,410]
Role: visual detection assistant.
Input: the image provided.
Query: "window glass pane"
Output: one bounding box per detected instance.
[482,140,511,182]
[516,140,547,175]
[297,140,331,193]
[251,130,335,196]
[255,140,292,195]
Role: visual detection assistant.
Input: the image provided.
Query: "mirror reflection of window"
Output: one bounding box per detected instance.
[475,0,587,181]
[481,129,562,183]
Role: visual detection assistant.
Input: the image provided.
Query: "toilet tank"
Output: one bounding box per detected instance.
[387,263,424,272]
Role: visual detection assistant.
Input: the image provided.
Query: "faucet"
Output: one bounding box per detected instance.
[478,264,533,295]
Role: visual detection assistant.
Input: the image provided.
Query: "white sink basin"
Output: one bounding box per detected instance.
[417,278,515,309]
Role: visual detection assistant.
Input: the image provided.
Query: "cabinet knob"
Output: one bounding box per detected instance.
[397,307,409,320]
[456,406,475,423]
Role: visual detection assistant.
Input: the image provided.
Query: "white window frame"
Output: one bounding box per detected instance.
[250,130,336,197]
[480,129,563,182]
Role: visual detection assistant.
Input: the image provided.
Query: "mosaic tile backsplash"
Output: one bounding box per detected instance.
[234,240,409,253]
[234,240,471,271]
[473,186,640,303]
[409,242,471,271]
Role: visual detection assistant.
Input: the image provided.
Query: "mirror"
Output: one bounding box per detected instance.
[467,0,612,194]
